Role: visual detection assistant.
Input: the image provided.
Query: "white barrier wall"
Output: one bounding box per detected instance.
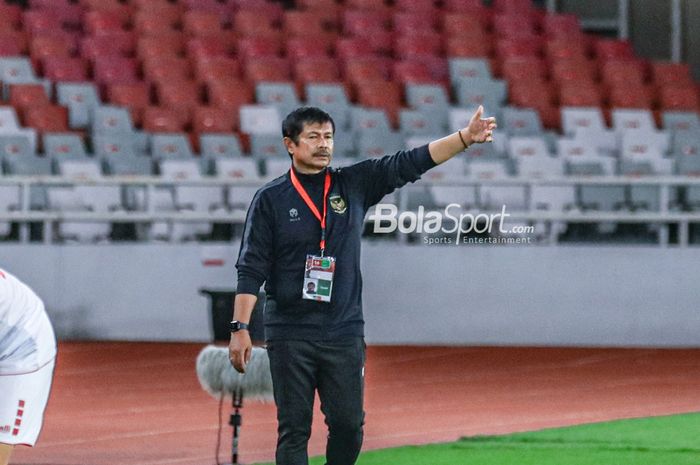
[2,243,699,347]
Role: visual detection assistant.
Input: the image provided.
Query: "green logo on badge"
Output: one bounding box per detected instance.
[321,258,331,268]
[329,194,347,214]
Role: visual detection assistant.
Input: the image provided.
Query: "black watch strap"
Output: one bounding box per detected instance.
[230,320,249,332]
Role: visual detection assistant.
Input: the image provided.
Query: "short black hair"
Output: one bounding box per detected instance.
[282,107,335,145]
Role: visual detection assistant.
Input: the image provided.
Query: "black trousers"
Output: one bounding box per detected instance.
[267,338,365,465]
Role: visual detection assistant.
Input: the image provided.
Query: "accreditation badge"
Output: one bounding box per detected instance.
[302,254,336,302]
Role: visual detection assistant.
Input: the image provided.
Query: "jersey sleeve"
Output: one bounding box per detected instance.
[235,190,275,295]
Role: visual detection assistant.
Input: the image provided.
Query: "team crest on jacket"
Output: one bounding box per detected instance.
[329,195,347,214]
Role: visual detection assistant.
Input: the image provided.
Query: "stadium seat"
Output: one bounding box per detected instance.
[542,13,581,37]
[399,109,444,136]
[294,57,341,87]
[593,39,634,60]
[545,38,589,61]
[393,11,437,35]
[137,34,185,61]
[286,37,333,60]
[601,59,646,86]
[468,159,527,211]
[405,84,449,129]
[455,78,506,109]
[250,133,286,157]
[80,32,136,61]
[156,80,202,111]
[559,82,603,107]
[144,57,193,84]
[24,105,69,134]
[501,56,547,82]
[244,57,292,83]
[658,85,699,112]
[194,57,241,84]
[42,57,88,82]
[143,107,189,133]
[216,158,263,211]
[344,57,392,86]
[448,58,492,83]
[255,82,301,120]
[607,84,653,109]
[151,134,194,160]
[305,83,351,129]
[560,107,606,135]
[239,105,282,136]
[108,82,151,126]
[200,134,244,158]
[651,61,694,87]
[207,79,254,125]
[57,83,101,129]
[356,131,404,159]
[192,106,237,137]
[232,11,279,38]
[502,107,544,136]
[91,105,135,135]
[394,33,442,60]
[612,109,657,134]
[43,133,87,159]
[9,84,50,115]
[662,111,700,133]
[84,9,129,35]
[93,57,139,87]
[183,11,224,36]
[356,81,402,127]
[283,11,334,39]
[550,58,596,84]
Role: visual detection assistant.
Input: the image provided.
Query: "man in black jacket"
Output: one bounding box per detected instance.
[230,105,496,465]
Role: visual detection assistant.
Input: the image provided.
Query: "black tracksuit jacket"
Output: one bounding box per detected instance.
[235,145,435,341]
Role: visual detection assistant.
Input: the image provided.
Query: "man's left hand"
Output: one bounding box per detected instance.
[465,105,497,144]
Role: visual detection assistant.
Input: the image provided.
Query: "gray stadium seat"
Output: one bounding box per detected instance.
[250,133,286,158]
[239,105,281,135]
[150,134,194,159]
[468,159,527,211]
[43,133,88,159]
[448,58,492,84]
[399,109,444,136]
[199,134,243,158]
[561,107,606,136]
[4,154,51,209]
[255,82,301,120]
[264,158,292,180]
[662,111,700,133]
[0,135,35,158]
[0,106,21,132]
[91,106,135,135]
[92,135,138,158]
[503,107,543,136]
[56,82,100,129]
[305,83,351,129]
[612,109,657,133]
[405,84,449,129]
[215,158,263,211]
[351,107,392,134]
[356,131,404,159]
[454,78,505,109]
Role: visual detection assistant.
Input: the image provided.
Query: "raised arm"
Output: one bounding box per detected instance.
[428,105,497,165]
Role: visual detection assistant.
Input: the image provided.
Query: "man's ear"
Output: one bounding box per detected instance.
[283,137,295,156]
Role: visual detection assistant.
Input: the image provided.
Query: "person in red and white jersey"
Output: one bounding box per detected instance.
[0,268,56,465]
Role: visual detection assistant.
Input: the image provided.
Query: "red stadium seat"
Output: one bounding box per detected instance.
[233,11,279,37]
[343,10,390,36]
[237,36,283,61]
[651,61,694,87]
[183,11,224,36]
[345,57,392,85]
[334,37,375,62]
[181,0,230,20]
[493,0,535,12]
[442,13,485,37]
[356,81,402,126]
[345,0,392,12]
[542,13,581,37]
[0,33,26,56]
[84,10,128,35]
[133,12,179,36]
[0,4,22,28]
[550,59,596,84]
[22,10,63,35]
[156,80,202,111]
[501,56,547,81]
[93,57,140,86]
[559,81,603,107]
[496,36,543,58]
[230,0,284,24]
[545,38,589,61]
[194,57,241,84]
[395,0,438,13]
[142,106,189,133]
[286,37,333,60]
[445,36,492,58]
[186,37,228,61]
[109,82,151,125]
[9,84,50,115]
[607,84,653,109]
[244,57,292,83]
[43,57,89,82]
[30,35,74,69]
[80,32,136,60]
[594,39,634,60]
[143,57,193,84]
[294,57,341,86]
[392,60,437,85]
[393,12,437,35]
[492,14,537,38]
[658,85,699,112]
[394,33,442,60]
[510,81,556,107]
[24,105,69,133]
[192,106,237,134]
[207,79,254,111]
[284,11,332,37]
[137,34,185,60]
[601,59,646,87]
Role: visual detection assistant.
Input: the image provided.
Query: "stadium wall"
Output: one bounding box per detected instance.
[2,243,699,347]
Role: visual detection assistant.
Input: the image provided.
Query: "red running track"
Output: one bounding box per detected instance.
[10,342,700,465]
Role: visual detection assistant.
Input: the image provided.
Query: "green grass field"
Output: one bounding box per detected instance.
[255,413,700,465]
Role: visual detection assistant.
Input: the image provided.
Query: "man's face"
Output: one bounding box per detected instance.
[285,121,334,173]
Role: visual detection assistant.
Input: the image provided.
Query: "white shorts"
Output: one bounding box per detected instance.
[0,358,55,447]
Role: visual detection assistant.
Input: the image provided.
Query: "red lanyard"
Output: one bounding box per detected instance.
[289,168,332,255]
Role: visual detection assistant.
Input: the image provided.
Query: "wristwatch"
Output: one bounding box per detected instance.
[230,320,249,332]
